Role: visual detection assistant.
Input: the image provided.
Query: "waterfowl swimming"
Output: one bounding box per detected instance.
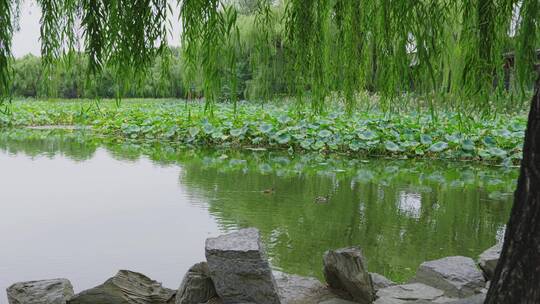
[262,188,274,194]
[315,195,329,203]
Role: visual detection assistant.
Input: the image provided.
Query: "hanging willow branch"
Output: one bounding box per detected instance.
[0,0,17,99]
[0,0,538,111]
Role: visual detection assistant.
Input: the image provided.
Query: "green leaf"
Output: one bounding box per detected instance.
[429,141,448,152]
[276,133,291,144]
[277,115,291,124]
[358,130,378,141]
[188,126,200,137]
[420,134,432,145]
[259,123,273,134]
[488,147,507,158]
[300,139,314,149]
[202,123,214,135]
[482,136,496,147]
[230,128,244,137]
[461,139,475,151]
[384,140,401,152]
[318,129,332,138]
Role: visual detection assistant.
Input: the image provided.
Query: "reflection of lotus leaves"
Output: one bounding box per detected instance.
[259,163,272,174]
[384,166,399,174]
[354,170,375,183]
[449,180,465,188]
[428,173,446,183]
[488,191,512,201]
[414,185,433,193]
[229,159,246,166]
[272,156,291,165]
[486,178,503,186]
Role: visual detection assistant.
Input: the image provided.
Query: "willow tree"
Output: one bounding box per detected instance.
[0,0,540,302]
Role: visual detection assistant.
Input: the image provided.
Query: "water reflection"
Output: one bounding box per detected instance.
[0,129,516,302]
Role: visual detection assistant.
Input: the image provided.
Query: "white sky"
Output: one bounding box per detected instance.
[12,0,182,58]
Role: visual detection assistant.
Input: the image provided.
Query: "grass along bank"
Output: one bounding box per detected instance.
[0,99,528,165]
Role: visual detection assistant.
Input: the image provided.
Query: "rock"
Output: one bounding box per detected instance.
[323,247,375,303]
[411,256,485,298]
[205,228,281,304]
[176,262,217,304]
[445,294,486,304]
[274,271,325,303]
[478,243,502,280]
[7,279,74,304]
[370,273,396,290]
[68,270,175,304]
[318,299,358,304]
[273,271,354,304]
[376,283,445,302]
[373,297,406,304]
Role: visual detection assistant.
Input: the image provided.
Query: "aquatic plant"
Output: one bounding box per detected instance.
[0,99,527,164]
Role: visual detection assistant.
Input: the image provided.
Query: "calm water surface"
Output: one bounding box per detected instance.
[0,130,515,302]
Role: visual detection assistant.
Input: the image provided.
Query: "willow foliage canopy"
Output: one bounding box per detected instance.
[0,0,538,110]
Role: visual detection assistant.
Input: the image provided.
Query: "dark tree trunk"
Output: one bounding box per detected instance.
[485,70,540,303]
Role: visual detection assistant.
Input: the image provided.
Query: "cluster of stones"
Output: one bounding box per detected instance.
[6,228,502,304]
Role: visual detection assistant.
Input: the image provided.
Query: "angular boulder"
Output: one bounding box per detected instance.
[7,279,74,304]
[370,273,396,290]
[411,256,485,298]
[323,247,374,303]
[176,262,217,304]
[205,228,281,304]
[376,283,445,302]
[68,270,175,304]
[478,243,502,280]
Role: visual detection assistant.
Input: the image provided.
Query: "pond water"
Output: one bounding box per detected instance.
[0,129,515,302]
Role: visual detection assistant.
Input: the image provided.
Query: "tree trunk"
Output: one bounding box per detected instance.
[485,69,540,303]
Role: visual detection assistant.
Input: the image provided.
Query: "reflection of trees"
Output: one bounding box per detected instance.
[177,153,514,282]
[0,129,99,161]
[0,130,516,282]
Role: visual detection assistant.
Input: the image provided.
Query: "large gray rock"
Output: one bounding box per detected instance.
[7,279,74,304]
[376,283,445,302]
[370,273,396,290]
[68,270,175,304]
[478,243,502,280]
[323,247,375,303]
[176,262,217,304]
[205,228,281,304]
[411,256,485,298]
[273,271,355,304]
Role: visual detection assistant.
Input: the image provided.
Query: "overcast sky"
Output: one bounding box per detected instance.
[12,0,181,58]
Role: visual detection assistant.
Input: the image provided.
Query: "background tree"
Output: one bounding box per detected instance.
[0,1,539,302]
